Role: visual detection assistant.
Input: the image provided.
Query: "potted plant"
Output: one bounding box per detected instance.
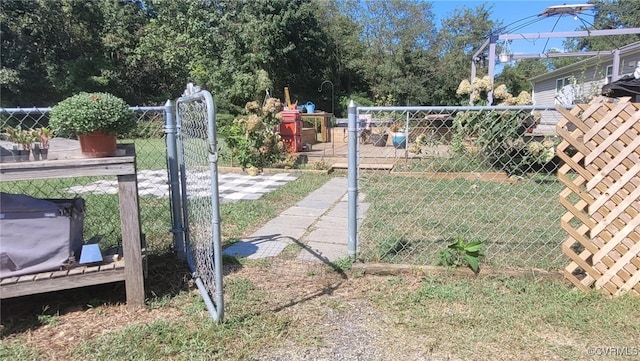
[3,127,38,161]
[389,122,406,149]
[37,127,53,160]
[49,92,135,157]
[3,127,20,161]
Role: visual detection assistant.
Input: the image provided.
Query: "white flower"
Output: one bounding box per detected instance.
[457,79,472,95]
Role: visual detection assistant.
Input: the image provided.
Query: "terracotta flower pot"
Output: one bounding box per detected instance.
[78,131,117,157]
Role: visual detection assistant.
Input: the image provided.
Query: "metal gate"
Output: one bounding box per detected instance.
[171,87,224,322]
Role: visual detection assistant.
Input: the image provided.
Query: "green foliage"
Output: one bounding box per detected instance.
[340,93,373,110]
[565,0,640,52]
[452,109,557,175]
[331,256,354,272]
[378,236,409,261]
[2,126,39,150]
[5,0,631,109]
[430,4,498,105]
[496,59,549,95]
[436,236,484,273]
[224,98,287,170]
[358,0,438,105]
[49,92,135,137]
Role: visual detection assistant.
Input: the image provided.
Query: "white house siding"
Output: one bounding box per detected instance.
[529,41,640,134]
[532,78,557,105]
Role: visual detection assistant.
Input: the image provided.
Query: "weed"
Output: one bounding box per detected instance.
[36,305,59,326]
[331,256,354,272]
[312,158,330,170]
[436,236,484,274]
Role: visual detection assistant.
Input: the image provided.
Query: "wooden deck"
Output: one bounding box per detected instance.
[298,127,450,167]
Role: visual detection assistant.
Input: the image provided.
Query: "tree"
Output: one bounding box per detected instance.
[564,0,640,51]
[1,0,107,106]
[96,0,150,103]
[496,59,549,95]
[1,0,149,106]
[431,4,498,105]
[356,0,437,105]
[314,0,367,115]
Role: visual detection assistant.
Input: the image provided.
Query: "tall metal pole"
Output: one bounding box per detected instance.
[164,99,185,260]
[347,100,357,259]
[487,34,497,106]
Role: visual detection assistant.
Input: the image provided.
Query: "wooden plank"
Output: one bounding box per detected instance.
[558,102,640,296]
[586,107,640,165]
[557,173,595,204]
[389,171,515,183]
[592,215,640,263]
[331,163,393,170]
[618,266,640,295]
[83,265,101,274]
[584,102,628,143]
[0,268,125,299]
[556,145,594,181]
[0,143,136,182]
[67,267,88,276]
[591,186,640,237]
[587,135,640,191]
[118,173,146,309]
[0,155,135,171]
[0,163,135,181]
[33,272,54,281]
[596,240,640,289]
[50,269,70,279]
[0,277,19,285]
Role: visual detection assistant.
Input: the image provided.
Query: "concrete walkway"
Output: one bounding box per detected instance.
[223,177,367,263]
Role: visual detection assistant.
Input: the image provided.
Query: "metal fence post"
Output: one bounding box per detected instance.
[164,99,185,260]
[347,100,358,259]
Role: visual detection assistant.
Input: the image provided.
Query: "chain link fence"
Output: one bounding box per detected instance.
[354,106,568,270]
[0,106,171,254]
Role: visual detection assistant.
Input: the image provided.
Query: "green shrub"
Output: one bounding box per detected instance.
[49,92,135,137]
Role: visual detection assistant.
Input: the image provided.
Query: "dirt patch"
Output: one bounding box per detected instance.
[1,259,455,360]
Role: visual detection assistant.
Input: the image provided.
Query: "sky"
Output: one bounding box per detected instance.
[431,0,596,55]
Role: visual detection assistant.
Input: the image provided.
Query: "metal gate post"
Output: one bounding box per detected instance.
[347,100,358,259]
[164,100,185,260]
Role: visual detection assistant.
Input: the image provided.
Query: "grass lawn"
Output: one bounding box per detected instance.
[358,174,566,270]
[2,258,638,360]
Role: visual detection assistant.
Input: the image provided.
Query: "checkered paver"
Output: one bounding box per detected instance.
[66,170,298,203]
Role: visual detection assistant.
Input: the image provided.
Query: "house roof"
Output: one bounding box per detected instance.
[529,40,640,82]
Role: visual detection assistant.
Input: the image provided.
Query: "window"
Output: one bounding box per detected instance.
[605,65,614,84]
[555,77,574,105]
[556,77,571,92]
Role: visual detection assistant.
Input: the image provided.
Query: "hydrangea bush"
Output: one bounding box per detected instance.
[453,78,557,175]
[224,98,287,171]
